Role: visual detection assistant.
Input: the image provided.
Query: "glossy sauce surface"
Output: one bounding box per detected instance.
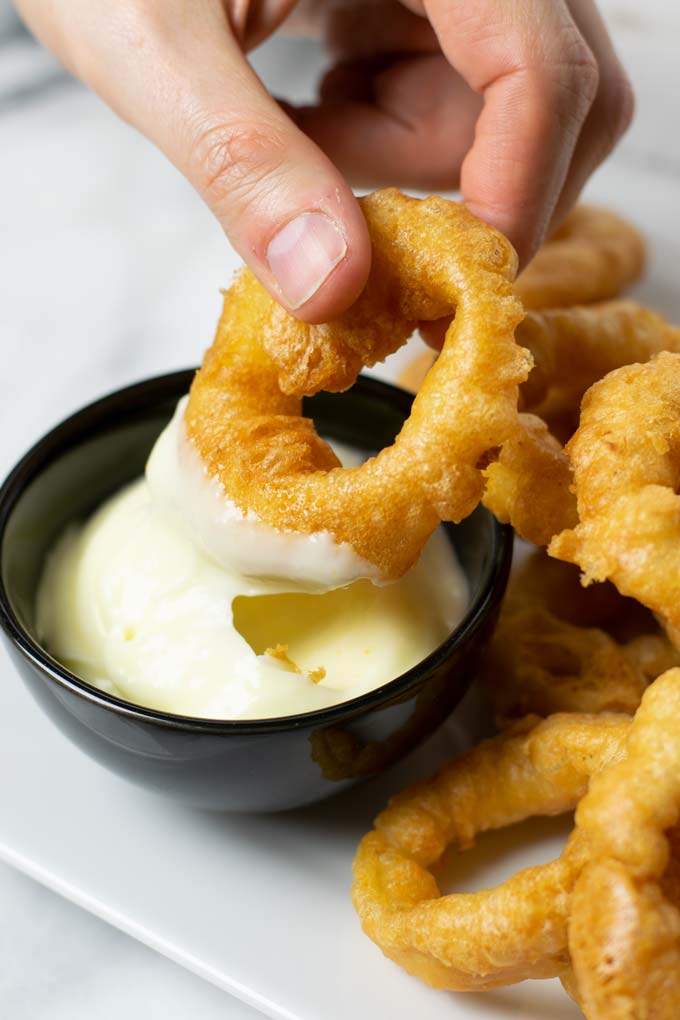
[36,433,468,720]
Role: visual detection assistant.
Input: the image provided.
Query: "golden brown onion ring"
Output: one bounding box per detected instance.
[550,353,680,633]
[520,300,680,436]
[416,204,646,355]
[352,712,629,990]
[481,551,678,725]
[568,668,680,1019]
[405,301,680,437]
[186,190,530,580]
[481,412,577,545]
[516,205,645,310]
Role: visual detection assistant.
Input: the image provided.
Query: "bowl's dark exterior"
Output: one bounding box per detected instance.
[0,372,512,812]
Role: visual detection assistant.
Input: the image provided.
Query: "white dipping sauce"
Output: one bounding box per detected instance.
[36,408,469,720]
[147,397,382,591]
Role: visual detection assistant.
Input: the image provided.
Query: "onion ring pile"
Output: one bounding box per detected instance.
[352,711,629,991]
[400,297,680,547]
[481,412,577,545]
[519,300,680,439]
[515,205,645,310]
[186,189,530,580]
[480,550,678,725]
[353,672,680,1010]
[343,193,680,1015]
[568,668,680,1018]
[183,183,680,1016]
[549,352,680,633]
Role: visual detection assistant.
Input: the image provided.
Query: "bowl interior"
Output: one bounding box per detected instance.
[0,371,508,718]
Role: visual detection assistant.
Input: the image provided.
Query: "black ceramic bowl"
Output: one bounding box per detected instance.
[0,371,512,812]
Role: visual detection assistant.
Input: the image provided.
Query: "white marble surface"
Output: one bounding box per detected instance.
[1,5,679,1019]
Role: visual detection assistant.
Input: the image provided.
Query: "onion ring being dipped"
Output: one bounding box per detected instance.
[515,205,645,311]
[352,712,629,990]
[404,300,680,432]
[481,412,577,545]
[549,352,680,633]
[404,302,680,545]
[568,668,680,1019]
[414,204,646,357]
[185,189,530,583]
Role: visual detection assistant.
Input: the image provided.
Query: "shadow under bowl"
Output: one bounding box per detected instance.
[0,371,512,811]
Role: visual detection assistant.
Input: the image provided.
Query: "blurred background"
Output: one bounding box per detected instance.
[1,2,678,1018]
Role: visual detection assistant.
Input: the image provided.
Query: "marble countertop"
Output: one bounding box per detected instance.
[1,5,678,1018]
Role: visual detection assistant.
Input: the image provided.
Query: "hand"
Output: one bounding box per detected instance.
[16,0,633,322]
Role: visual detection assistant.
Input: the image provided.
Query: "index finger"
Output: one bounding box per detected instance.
[423,0,599,265]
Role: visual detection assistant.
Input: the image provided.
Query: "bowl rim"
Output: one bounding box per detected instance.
[0,370,513,735]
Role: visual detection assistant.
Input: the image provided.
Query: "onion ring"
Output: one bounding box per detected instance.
[484,307,680,544]
[481,552,677,725]
[404,300,680,436]
[415,204,646,354]
[520,300,680,438]
[568,668,680,1018]
[516,205,645,311]
[352,712,629,990]
[185,189,530,580]
[481,412,577,545]
[549,352,680,632]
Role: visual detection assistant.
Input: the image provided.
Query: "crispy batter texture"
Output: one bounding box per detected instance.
[549,353,680,633]
[568,669,680,1019]
[402,300,680,442]
[352,713,629,990]
[413,204,645,365]
[515,205,645,310]
[186,190,530,579]
[520,301,680,437]
[239,190,527,399]
[401,303,680,547]
[481,412,577,545]
[481,552,678,725]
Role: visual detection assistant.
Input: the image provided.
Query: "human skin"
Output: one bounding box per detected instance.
[16,0,633,323]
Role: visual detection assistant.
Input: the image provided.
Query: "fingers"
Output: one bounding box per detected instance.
[169,50,370,322]
[136,6,372,322]
[294,54,481,190]
[323,0,439,59]
[548,0,634,228]
[423,0,601,265]
[17,0,370,323]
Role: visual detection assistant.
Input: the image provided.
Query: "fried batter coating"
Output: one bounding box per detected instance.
[481,413,577,546]
[235,189,527,399]
[186,190,530,580]
[352,712,629,990]
[404,300,680,438]
[414,203,646,365]
[521,300,680,436]
[549,353,680,633]
[480,305,680,541]
[568,668,680,1019]
[516,205,645,310]
[481,551,678,724]
[402,302,680,547]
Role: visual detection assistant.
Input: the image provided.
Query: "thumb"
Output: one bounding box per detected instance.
[104,7,372,322]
